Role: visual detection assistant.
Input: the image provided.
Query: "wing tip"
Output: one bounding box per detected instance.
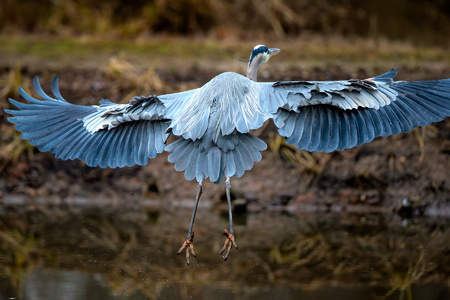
[372,67,399,84]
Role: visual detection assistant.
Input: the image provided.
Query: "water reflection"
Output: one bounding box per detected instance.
[0,204,448,300]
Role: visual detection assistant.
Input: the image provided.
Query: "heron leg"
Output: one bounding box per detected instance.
[177,179,202,265]
[220,177,238,261]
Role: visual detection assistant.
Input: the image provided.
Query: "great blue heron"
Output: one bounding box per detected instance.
[5,45,450,265]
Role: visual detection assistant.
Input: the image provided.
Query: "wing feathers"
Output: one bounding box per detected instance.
[275,78,450,152]
[6,76,170,168]
[266,70,400,112]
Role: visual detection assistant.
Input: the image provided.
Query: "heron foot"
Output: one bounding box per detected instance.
[177,233,196,265]
[220,229,238,261]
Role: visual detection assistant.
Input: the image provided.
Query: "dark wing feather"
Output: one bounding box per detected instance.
[5,76,171,168]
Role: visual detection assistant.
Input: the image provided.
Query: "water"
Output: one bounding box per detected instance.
[0,205,448,300]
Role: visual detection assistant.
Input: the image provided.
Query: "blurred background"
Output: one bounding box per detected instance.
[1,0,450,44]
[0,0,449,299]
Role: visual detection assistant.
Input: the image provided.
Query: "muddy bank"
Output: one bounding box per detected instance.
[0,63,449,217]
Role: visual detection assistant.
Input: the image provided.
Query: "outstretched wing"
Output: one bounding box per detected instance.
[5,76,171,168]
[259,69,450,152]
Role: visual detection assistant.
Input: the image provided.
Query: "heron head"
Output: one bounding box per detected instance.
[246,45,280,81]
[249,45,280,65]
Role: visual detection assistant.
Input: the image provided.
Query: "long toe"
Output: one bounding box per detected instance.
[220,229,238,261]
[178,233,196,265]
[189,243,197,258]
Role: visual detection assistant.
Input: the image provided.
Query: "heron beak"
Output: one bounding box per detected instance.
[268,48,280,57]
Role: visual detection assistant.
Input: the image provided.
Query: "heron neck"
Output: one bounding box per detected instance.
[246,56,263,81]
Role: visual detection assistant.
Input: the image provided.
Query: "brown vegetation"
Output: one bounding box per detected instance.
[1,0,449,45]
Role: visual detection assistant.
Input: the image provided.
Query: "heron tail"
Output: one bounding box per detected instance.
[165,132,267,183]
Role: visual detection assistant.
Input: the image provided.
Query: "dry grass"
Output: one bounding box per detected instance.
[0,65,31,105]
[268,133,334,192]
[100,55,167,102]
[1,0,449,46]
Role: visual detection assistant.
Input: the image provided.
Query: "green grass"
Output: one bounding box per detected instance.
[1,35,449,72]
[1,35,230,61]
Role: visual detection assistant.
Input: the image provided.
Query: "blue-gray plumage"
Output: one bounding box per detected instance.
[5,44,450,264]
